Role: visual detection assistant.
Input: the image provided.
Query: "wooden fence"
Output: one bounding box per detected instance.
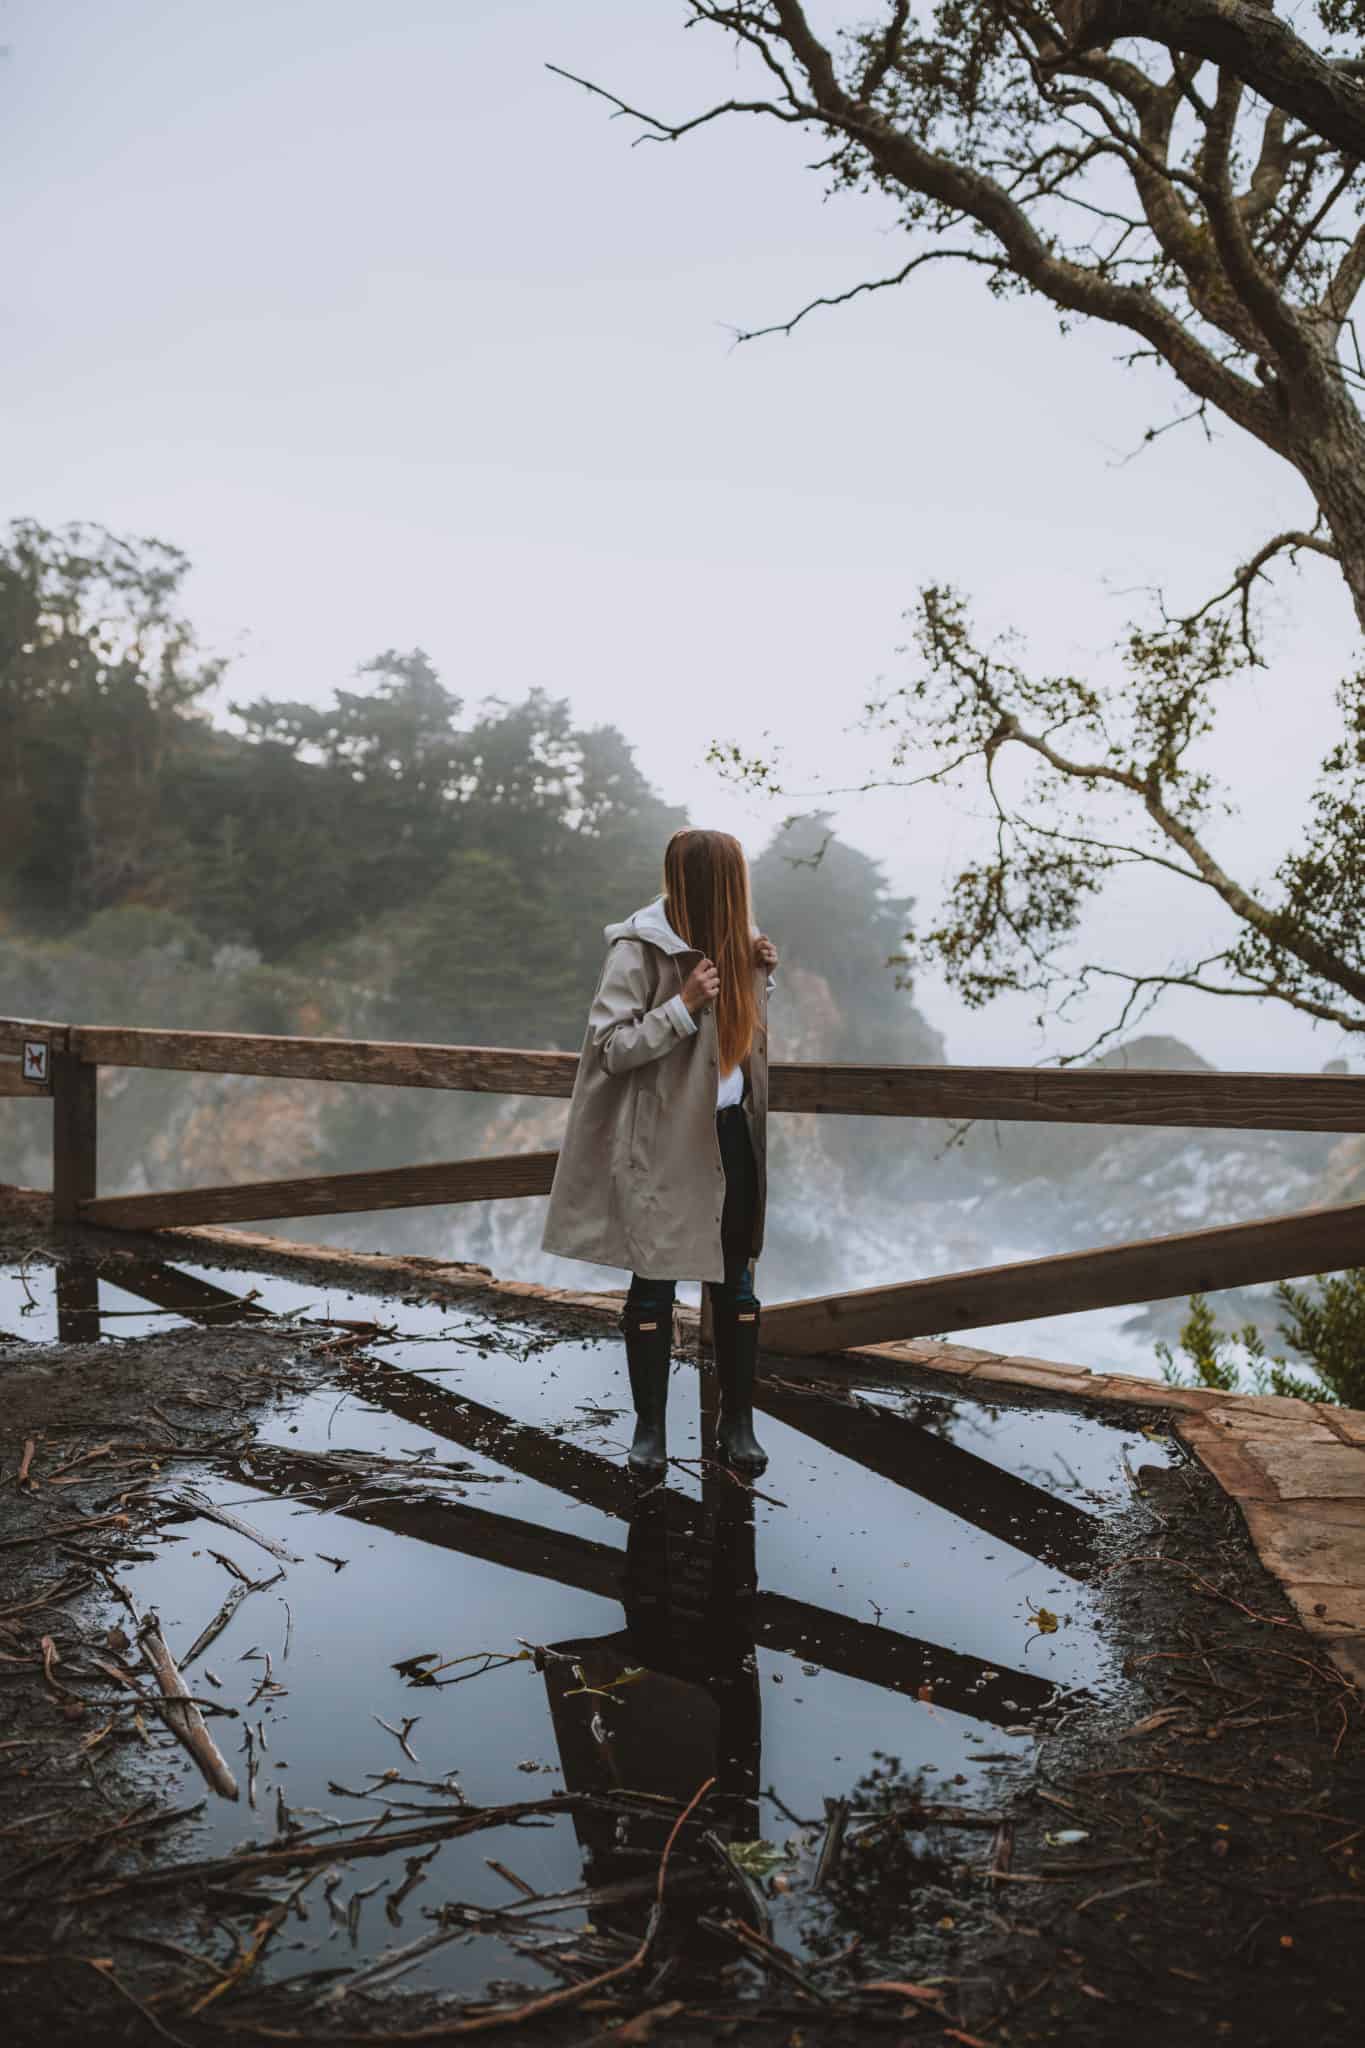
[4,1014,1365,1357]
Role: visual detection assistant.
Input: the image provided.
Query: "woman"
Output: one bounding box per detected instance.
[542,829,779,1480]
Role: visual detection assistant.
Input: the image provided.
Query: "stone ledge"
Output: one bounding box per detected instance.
[1238,1501,1365,1585]
[1280,1581,1365,1636]
[1235,1439,1365,1502]
[1177,1424,1281,1504]
[1204,1406,1336,1438]
[1319,1407,1365,1447]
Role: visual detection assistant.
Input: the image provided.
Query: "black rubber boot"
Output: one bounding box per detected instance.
[713,1298,768,1477]
[623,1308,672,1479]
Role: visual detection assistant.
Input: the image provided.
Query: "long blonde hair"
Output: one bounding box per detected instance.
[662,829,759,1073]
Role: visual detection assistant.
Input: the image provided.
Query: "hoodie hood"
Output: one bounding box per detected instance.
[603,896,694,956]
[603,895,761,955]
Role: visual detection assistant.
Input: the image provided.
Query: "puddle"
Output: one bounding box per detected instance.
[2,1249,1172,1999]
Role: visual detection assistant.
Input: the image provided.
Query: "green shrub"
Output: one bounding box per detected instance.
[1157,1274,1365,1408]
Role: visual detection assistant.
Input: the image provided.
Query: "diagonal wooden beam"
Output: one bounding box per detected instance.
[105,1256,1070,1725]
[353,1355,696,1531]
[295,1486,1066,1728]
[88,1248,272,1324]
[762,1194,1365,1357]
[78,1152,560,1232]
[359,1354,1098,1581]
[753,1378,1100,1578]
[100,1255,1098,1580]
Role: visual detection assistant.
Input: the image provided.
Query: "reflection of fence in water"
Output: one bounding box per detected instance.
[49,1243,1079,1733]
[36,1234,1105,1979]
[7,1011,1365,1354]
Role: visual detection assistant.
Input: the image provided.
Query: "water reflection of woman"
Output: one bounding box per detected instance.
[542,829,779,1478]
[542,1482,761,1934]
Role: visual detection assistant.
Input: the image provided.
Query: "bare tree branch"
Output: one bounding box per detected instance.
[728,247,1002,344]
[543,63,804,143]
[1176,526,1340,660]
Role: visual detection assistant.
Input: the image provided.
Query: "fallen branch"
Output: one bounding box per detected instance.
[138,1611,239,1801]
[181,1568,284,1670]
[812,1796,850,1891]
[164,1488,299,1564]
[64,1781,717,2039]
[58,1790,695,1903]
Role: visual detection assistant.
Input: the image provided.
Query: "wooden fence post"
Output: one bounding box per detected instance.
[52,1053,97,1223]
[56,1264,101,1343]
[697,1282,720,1466]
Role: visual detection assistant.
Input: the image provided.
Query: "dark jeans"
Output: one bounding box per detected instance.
[627,1104,759,1317]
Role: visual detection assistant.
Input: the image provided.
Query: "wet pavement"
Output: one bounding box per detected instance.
[0,1248,1172,2002]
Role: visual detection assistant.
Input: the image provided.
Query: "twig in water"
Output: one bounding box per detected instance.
[374,1715,422,1764]
[293,1777,717,2042]
[165,1488,300,1564]
[812,1796,850,1891]
[208,1549,252,1584]
[386,1846,442,1925]
[182,1568,284,1669]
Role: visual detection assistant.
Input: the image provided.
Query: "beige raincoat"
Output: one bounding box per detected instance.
[540,899,770,1282]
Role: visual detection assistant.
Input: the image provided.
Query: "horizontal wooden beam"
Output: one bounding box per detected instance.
[767,1060,1365,1131]
[762,1193,1365,1356]
[53,1024,1365,1131]
[80,1150,560,1231]
[0,1063,51,1099]
[71,1025,579,1097]
[0,1018,68,1057]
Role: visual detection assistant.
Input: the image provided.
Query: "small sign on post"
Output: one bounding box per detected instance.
[22,1040,49,1085]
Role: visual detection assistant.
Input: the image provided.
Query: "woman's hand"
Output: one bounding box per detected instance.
[755,935,779,973]
[681,957,721,1013]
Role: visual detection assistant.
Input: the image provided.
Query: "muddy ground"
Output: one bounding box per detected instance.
[1,1215,1363,2047]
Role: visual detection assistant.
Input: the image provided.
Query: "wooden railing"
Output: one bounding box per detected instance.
[4,1014,1365,1357]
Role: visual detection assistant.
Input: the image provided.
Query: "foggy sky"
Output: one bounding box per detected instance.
[5,0,1358,1070]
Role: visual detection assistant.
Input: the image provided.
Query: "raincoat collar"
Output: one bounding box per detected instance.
[603,896,697,957]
